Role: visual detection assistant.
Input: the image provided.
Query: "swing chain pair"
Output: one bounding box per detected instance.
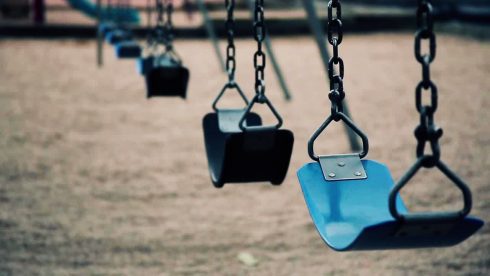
[307,0,369,161]
[155,0,174,51]
[212,0,249,111]
[253,0,267,103]
[235,0,283,130]
[413,0,442,168]
[326,0,345,121]
[390,0,474,223]
[225,0,236,83]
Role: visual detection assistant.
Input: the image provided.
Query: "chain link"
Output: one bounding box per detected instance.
[253,0,266,102]
[156,0,163,26]
[146,0,152,28]
[326,0,345,120]
[164,0,174,47]
[413,0,442,168]
[154,0,173,50]
[225,0,236,82]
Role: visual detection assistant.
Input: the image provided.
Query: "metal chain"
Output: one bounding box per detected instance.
[326,0,345,120]
[156,0,164,27]
[155,0,173,50]
[253,0,267,102]
[235,0,283,130]
[164,0,174,48]
[225,0,236,82]
[413,0,442,168]
[146,0,152,28]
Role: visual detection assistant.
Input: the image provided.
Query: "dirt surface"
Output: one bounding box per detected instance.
[0,34,489,275]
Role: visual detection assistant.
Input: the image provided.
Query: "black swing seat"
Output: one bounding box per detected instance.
[145,56,189,99]
[203,109,294,188]
[115,41,142,59]
[297,159,484,251]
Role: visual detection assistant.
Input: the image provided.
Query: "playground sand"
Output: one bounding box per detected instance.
[0,34,489,275]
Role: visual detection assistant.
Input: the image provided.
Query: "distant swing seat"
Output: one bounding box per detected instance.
[115,41,142,58]
[203,88,294,188]
[297,159,484,251]
[106,29,133,45]
[99,22,115,37]
[145,55,189,98]
[137,56,154,75]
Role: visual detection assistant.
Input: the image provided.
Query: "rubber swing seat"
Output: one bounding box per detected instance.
[297,160,484,251]
[115,41,142,58]
[145,56,189,98]
[203,110,294,188]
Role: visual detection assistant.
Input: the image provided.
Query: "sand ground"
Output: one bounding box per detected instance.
[0,34,489,275]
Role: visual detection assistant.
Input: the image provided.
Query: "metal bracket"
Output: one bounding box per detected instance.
[318,154,367,182]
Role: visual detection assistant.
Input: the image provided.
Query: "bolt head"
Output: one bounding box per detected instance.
[337,161,346,167]
[328,172,336,178]
[354,171,362,176]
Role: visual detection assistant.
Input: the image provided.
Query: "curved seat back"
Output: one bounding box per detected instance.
[145,57,189,99]
[203,111,294,188]
[297,160,484,251]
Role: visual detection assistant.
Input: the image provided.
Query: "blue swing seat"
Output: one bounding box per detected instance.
[297,160,484,251]
[99,22,115,37]
[115,41,142,58]
[106,29,133,45]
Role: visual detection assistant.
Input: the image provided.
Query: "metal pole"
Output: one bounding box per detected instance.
[96,0,103,67]
[33,0,46,24]
[302,0,361,152]
[246,0,292,101]
[196,0,226,72]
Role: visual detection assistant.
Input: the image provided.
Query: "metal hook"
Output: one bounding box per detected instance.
[389,157,473,223]
[308,112,369,161]
[238,94,283,131]
[212,82,249,112]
